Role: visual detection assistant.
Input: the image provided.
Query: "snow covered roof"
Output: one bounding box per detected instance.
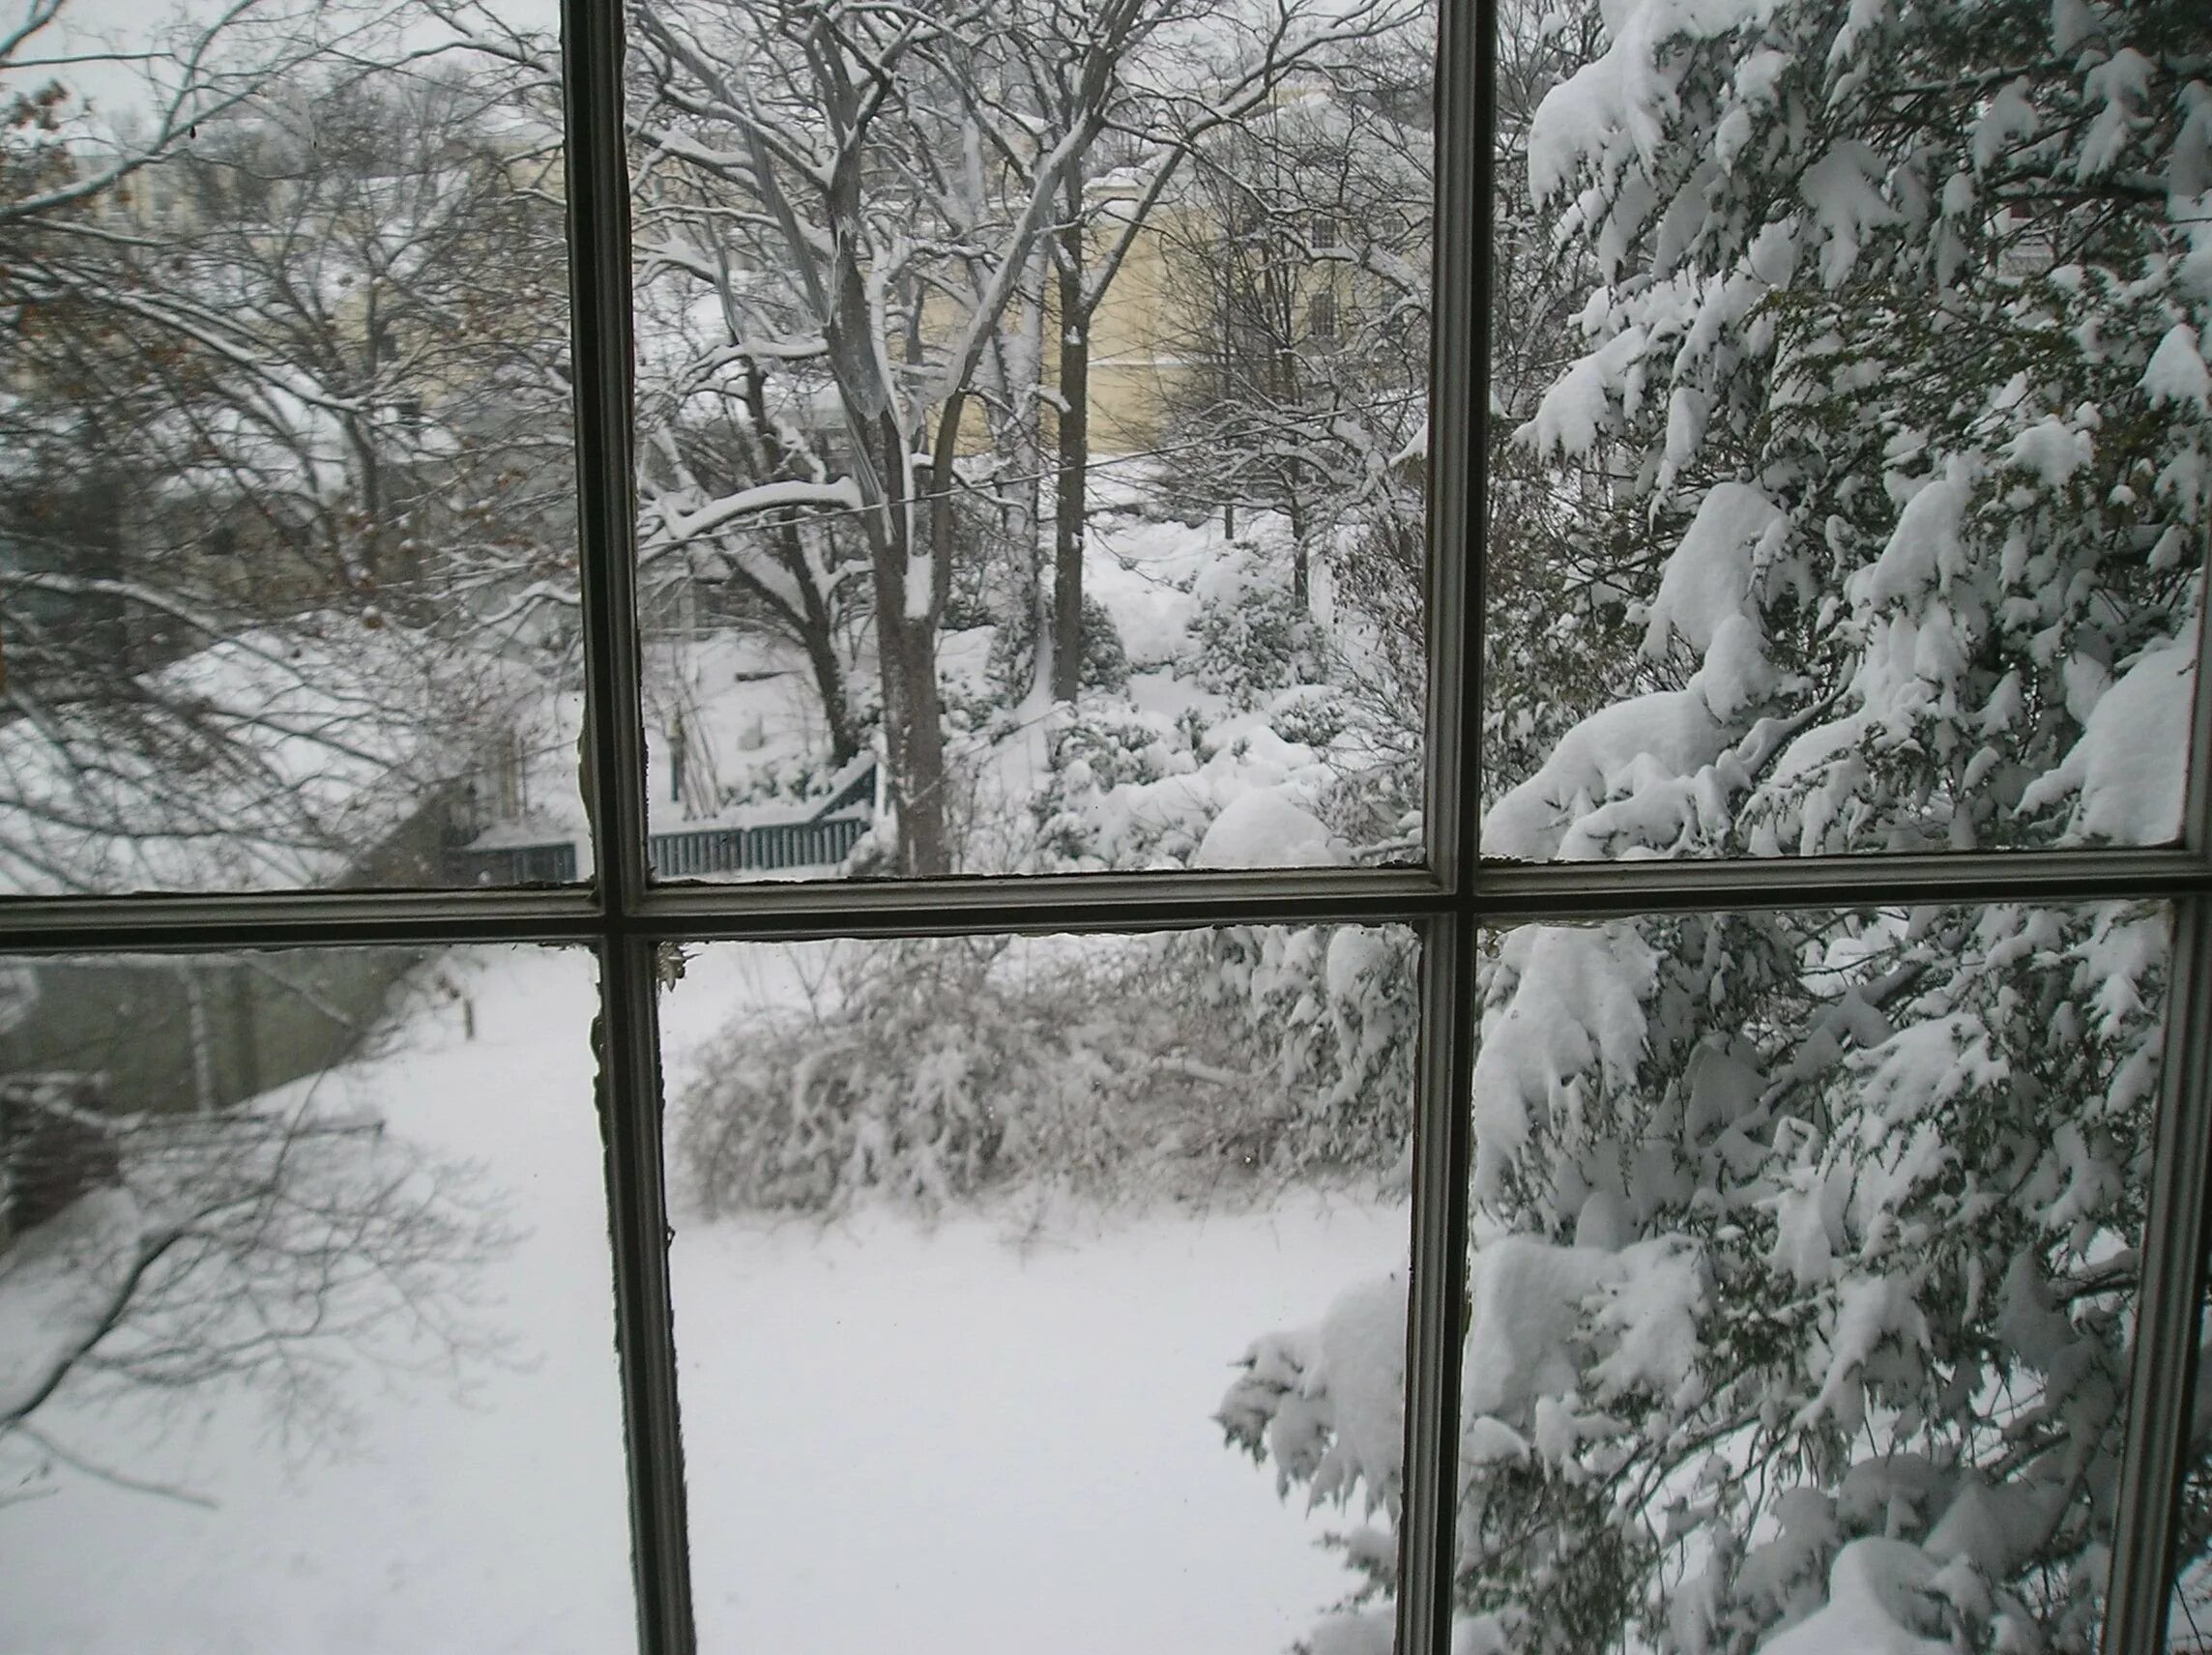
[0,618,536,896]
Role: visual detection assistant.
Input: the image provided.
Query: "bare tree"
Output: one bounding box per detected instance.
[1,1064,511,1508]
[0,29,573,892]
[626,0,1408,869]
[1009,0,1415,701]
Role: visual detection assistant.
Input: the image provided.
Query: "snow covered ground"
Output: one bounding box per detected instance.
[0,945,1407,1654]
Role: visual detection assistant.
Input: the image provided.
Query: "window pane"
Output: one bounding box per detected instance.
[659,927,1418,1652]
[0,2,583,894]
[626,0,1435,882]
[0,945,635,1651]
[1231,902,2168,1649]
[1482,4,2202,860]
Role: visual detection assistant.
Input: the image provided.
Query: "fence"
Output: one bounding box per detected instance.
[446,759,877,886]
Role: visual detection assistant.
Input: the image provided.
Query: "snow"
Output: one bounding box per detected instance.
[1194,789,1345,869]
[1460,1235,1613,1423]
[0,950,638,1654]
[1459,1234,1703,1428]
[1759,1539,1952,1654]
[1482,687,1732,859]
[1470,923,1656,1206]
[1798,142,1897,289]
[1858,460,1975,607]
[2005,416,2095,485]
[1793,1273,1928,1433]
[2019,637,2194,844]
[675,1196,1408,1655]
[1640,481,1786,657]
[2079,48,2156,179]
[2143,322,2212,415]
[1519,329,1644,459]
[2,947,1412,1655]
[1304,1610,1395,1655]
[1971,78,2040,174]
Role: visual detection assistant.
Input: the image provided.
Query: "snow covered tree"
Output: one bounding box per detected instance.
[626,0,1163,872]
[1225,0,2210,1648]
[1155,37,1433,609]
[0,16,573,892]
[626,0,1413,868]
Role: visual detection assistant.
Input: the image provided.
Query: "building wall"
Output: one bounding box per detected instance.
[0,947,422,1116]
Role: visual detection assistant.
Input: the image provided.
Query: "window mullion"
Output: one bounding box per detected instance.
[1422,0,1495,893]
[2103,895,2212,1655]
[560,0,697,1647]
[1398,907,1478,1655]
[2103,566,2212,1654]
[564,0,652,916]
[595,931,699,1655]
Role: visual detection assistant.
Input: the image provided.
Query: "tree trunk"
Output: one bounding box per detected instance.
[784,520,861,765]
[1051,213,1090,704]
[870,400,955,876]
[799,603,860,767]
[878,603,951,875]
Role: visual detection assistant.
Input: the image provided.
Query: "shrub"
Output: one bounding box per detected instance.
[1185,546,1318,707]
[674,933,1416,1217]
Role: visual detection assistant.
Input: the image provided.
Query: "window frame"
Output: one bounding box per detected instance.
[0,0,2206,1651]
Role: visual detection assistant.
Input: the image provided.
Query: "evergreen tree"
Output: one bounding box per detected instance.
[1225,1,2210,1648]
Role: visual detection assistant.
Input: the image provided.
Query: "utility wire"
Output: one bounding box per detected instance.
[649,388,1428,539]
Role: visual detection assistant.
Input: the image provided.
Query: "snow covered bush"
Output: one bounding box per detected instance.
[1027,695,1369,874]
[1028,699,1208,868]
[1182,924,1418,1177]
[1186,542,1323,710]
[675,931,1421,1219]
[983,591,1130,706]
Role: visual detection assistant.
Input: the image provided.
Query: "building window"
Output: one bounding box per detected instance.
[3,1,2208,1654]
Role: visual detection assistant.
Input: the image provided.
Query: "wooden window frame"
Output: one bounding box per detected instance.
[1,1,2206,1651]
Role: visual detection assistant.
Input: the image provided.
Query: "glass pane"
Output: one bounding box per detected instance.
[627,0,1436,880]
[660,927,1418,1652]
[1481,3,2201,859]
[1231,902,2169,1650]
[0,2,583,893]
[0,945,635,1651]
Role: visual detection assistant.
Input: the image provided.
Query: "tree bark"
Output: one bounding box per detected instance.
[872,398,955,877]
[1051,208,1090,705]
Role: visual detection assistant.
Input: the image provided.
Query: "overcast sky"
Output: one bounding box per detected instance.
[3,0,561,127]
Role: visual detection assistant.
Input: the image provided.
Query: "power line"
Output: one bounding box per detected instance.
[649,388,1427,539]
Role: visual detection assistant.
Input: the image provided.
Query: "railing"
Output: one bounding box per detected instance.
[647,813,870,878]
[447,760,876,886]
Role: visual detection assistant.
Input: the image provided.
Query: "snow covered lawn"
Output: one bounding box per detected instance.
[676,1201,1406,1655]
[1,947,1405,1654]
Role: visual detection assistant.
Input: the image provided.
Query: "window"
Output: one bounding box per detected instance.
[4,2,2208,1654]
[1308,288,1341,341]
